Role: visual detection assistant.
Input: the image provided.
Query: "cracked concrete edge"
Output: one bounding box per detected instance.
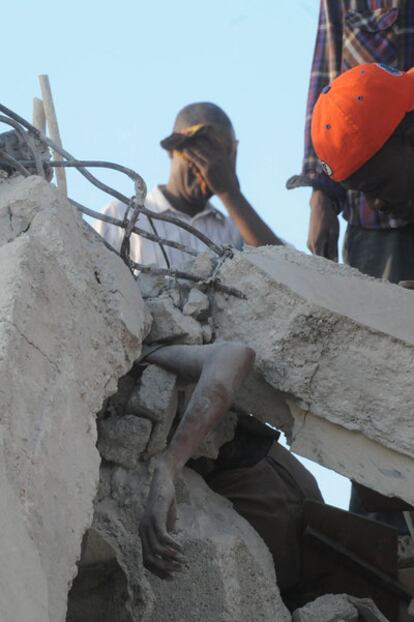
[0,317,61,372]
[288,400,414,505]
[213,246,414,502]
[0,177,150,622]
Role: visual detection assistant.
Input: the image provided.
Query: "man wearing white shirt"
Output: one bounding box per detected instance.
[94,102,282,266]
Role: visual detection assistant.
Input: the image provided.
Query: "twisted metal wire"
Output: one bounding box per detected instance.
[0,104,239,297]
[70,198,198,257]
[0,115,45,178]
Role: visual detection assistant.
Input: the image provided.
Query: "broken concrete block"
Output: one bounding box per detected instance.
[67,471,153,622]
[77,528,118,566]
[127,364,178,458]
[168,285,182,308]
[146,295,203,344]
[183,287,210,320]
[97,415,152,468]
[67,553,132,622]
[292,594,358,622]
[182,251,215,280]
[0,176,149,622]
[201,321,213,343]
[136,271,168,299]
[348,596,391,622]
[149,469,291,622]
[234,370,292,435]
[79,463,290,622]
[127,364,177,422]
[105,373,141,418]
[212,245,414,504]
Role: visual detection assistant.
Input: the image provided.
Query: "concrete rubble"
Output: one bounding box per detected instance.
[212,245,414,506]
[292,593,389,622]
[292,593,359,622]
[0,175,290,622]
[69,463,290,621]
[0,176,149,622]
[145,295,204,344]
[127,363,178,458]
[68,333,288,620]
[182,287,210,319]
[3,174,414,621]
[97,414,152,468]
[148,469,290,622]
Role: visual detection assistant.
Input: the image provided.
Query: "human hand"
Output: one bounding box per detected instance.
[139,456,186,579]
[307,189,339,261]
[183,133,240,197]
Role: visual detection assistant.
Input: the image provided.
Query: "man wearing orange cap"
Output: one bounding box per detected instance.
[312,62,414,232]
[287,0,414,284]
[312,61,414,532]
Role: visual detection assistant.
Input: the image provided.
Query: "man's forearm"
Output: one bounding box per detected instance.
[148,343,255,477]
[139,342,255,578]
[218,189,284,247]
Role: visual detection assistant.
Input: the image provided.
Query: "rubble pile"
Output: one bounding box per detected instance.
[68,254,290,621]
[0,176,149,622]
[291,593,389,622]
[1,175,413,621]
[212,245,414,505]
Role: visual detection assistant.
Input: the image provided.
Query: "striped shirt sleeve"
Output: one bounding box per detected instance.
[287,0,347,205]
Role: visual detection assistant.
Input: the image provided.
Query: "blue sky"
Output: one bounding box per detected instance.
[2,0,350,507]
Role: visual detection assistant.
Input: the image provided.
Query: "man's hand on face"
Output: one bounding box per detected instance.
[308,189,339,261]
[183,134,240,198]
[139,455,186,580]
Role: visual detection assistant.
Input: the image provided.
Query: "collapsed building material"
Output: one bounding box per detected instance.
[68,348,290,621]
[0,176,293,621]
[68,465,290,622]
[0,176,149,622]
[148,469,290,622]
[145,296,203,344]
[97,415,152,468]
[4,171,414,621]
[211,245,414,505]
[291,593,389,622]
[292,593,359,622]
[127,363,178,458]
[182,287,210,319]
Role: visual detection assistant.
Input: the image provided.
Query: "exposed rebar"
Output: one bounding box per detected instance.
[0,103,241,298]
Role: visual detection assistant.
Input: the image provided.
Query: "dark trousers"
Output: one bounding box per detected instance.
[206,442,323,593]
[343,223,414,533]
[343,222,414,284]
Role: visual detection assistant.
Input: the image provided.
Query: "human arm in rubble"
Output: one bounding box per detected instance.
[139,342,255,579]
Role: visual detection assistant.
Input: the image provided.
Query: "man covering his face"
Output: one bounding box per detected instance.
[95,102,282,268]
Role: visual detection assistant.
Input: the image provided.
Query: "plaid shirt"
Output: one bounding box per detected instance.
[287,0,414,229]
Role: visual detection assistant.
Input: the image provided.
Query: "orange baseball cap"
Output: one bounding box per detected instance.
[311,63,414,181]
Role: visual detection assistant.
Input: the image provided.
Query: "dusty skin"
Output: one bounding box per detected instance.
[139,342,255,579]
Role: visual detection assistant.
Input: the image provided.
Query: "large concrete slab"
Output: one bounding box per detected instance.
[212,245,414,503]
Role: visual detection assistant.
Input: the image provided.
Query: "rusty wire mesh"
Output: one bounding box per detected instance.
[0,104,245,299]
